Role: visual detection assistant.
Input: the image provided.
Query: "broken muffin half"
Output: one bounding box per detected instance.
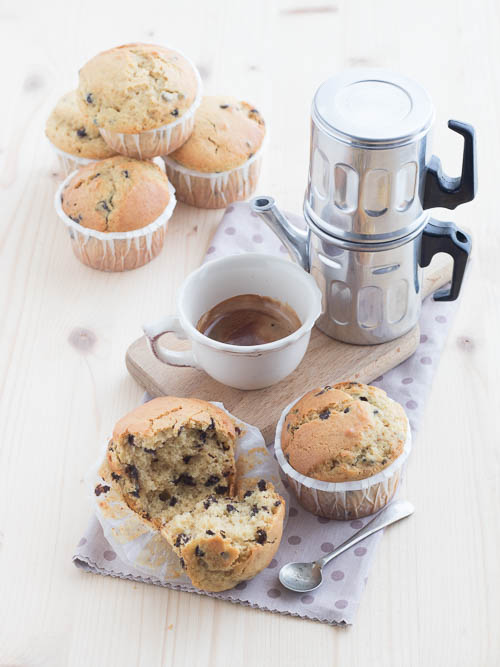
[162,479,285,592]
[107,396,237,528]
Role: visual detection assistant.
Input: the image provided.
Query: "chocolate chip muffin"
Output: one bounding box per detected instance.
[61,156,171,232]
[46,90,116,161]
[107,397,237,528]
[56,156,175,271]
[162,479,285,592]
[163,95,266,208]
[77,43,202,158]
[282,382,408,483]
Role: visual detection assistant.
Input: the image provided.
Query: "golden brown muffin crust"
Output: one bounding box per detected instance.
[282,382,407,482]
[61,156,171,232]
[77,43,199,133]
[46,91,117,159]
[169,95,265,172]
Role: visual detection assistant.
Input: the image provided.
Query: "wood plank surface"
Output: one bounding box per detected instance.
[0,0,499,666]
[126,261,451,443]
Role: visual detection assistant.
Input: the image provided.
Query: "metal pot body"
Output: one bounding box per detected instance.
[307,219,423,344]
[305,126,432,243]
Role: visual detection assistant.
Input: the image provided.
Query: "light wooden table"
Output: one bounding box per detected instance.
[1,0,499,665]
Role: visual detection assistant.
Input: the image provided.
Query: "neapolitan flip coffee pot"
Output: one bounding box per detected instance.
[252,69,477,344]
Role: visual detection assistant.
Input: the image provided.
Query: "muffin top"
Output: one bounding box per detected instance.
[61,156,171,233]
[168,96,265,173]
[45,90,116,159]
[281,382,408,483]
[77,43,200,133]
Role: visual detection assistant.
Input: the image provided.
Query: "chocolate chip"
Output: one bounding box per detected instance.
[122,170,129,178]
[220,530,226,538]
[171,108,179,116]
[222,443,230,451]
[86,93,94,104]
[97,200,110,213]
[359,396,368,401]
[262,506,269,512]
[222,470,231,477]
[219,104,229,109]
[205,475,220,487]
[69,214,82,224]
[226,504,237,513]
[374,409,379,414]
[315,385,332,397]
[250,108,258,113]
[76,127,87,138]
[173,473,195,486]
[257,479,267,492]
[319,409,331,420]
[215,485,228,495]
[127,434,135,446]
[235,426,241,435]
[169,496,178,506]
[248,152,254,158]
[125,464,139,483]
[183,455,192,464]
[203,495,217,509]
[207,418,215,431]
[381,458,387,465]
[274,500,282,507]
[344,408,350,414]
[130,489,140,498]
[174,533,190,547]
[198,430,207,444]
[255,529,267,544]
[159,491,169,502]
[195,546,205,557]
[94,484,110,496]
[206,529,215,535]
[179,557,185,569]
[111,472,121,481]
[144,448,156,455]
[250,504,259,516]
[244,490,253,498]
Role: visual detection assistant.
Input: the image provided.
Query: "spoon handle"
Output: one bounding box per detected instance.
[318,499,415,569]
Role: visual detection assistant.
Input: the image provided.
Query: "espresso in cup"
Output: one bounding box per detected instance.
[196,294,302,346]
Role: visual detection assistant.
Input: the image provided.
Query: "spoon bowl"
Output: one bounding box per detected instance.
[279,561,323,593]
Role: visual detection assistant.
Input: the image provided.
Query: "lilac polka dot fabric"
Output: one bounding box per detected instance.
[73,203,459,625]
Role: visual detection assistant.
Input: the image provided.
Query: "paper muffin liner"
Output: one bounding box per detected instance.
[54,170,176,272]
[98,53,203,160]
[274,393,412,520]
[162,141,265,209]
[88,402,289,583]
[49,141,96,179]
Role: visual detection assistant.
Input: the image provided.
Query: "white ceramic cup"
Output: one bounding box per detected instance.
[143,253,323,390]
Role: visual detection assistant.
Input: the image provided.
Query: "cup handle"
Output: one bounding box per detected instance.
[143,315,201,369]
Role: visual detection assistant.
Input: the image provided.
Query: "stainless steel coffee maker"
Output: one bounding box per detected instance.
[252,69,476,344]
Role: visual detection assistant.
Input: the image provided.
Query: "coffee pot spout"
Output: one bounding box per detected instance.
[250,196,310,271]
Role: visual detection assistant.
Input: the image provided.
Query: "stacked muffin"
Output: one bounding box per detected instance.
[49,42,266,270]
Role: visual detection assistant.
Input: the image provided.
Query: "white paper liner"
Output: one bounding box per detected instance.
[88,402,290,583]
[49,141,96,178]
[54,170,176,272]
[98,50,203,159]
[274,393,412,520]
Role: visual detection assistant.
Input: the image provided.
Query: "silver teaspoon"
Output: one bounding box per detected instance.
[279,499,414,593]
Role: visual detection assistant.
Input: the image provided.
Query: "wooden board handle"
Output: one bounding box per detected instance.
[421,254,453,299]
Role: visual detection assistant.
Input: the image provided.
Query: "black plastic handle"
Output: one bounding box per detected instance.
[420,219,471,301]
[423,120,477,210]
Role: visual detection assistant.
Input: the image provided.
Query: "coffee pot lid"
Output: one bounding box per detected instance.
[313,69,435,146]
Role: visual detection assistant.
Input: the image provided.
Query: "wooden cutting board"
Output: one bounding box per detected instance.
[126,257,451,442]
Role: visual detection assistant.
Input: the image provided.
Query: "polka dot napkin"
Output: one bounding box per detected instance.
[73,202,459,625]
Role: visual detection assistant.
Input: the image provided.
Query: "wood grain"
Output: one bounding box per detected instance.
[0,0,499,666]
[126,261,451,442]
